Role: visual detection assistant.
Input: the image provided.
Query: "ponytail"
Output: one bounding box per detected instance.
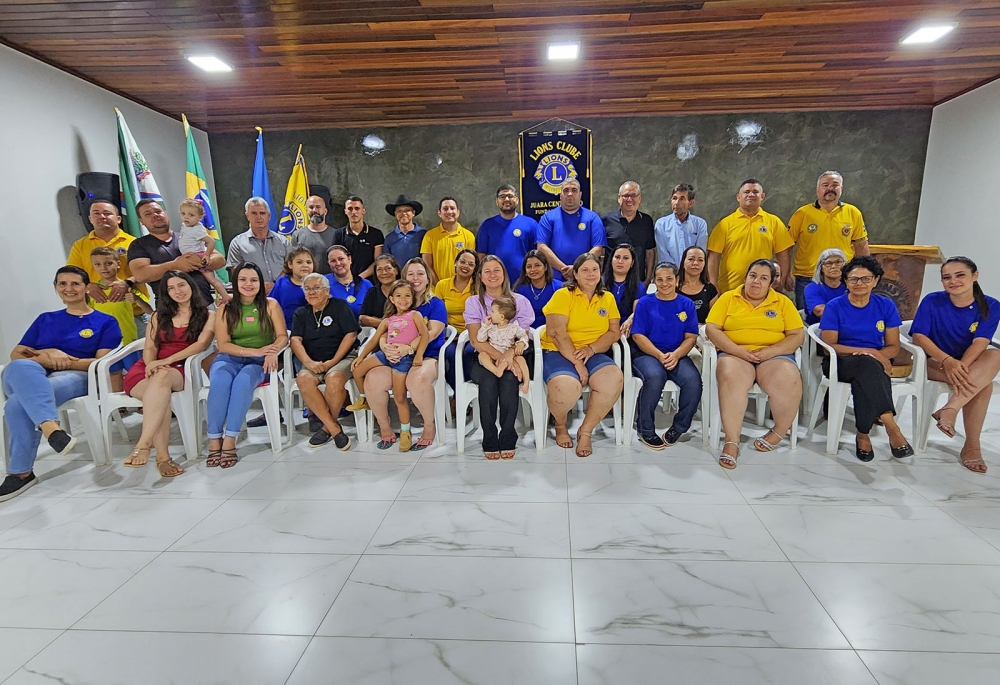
[943,256,989,319]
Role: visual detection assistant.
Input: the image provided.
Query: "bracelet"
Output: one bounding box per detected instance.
[587,344,596,355]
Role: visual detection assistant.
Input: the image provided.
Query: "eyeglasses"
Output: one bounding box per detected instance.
[823,260,845,267]
[619,193,639,200]
[302,286,327,293]
[845,276,874,285]
[497,194,517,200]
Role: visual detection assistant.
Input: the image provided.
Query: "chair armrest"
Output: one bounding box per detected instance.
[438,326,457,366]
[808,324,838,382]
[95,340,144,398]
[359,326,375,346]
[898,333,926,382]
[532,326,545,382]
[184,343,217,381]
[455,329,470,382]
[620,335,633,383]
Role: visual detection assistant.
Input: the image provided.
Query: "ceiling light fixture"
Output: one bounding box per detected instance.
[900,24,955,44]
[187,55,234,72]
[547,42,580,61]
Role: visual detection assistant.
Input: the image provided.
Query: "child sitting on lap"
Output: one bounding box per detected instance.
[346,280,429,452]
[178,198,228,303]
[89,246,152,392]
[478,296,530,394]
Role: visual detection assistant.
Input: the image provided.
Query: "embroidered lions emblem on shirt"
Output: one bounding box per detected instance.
[597,308,608,317]
[79,328,94,338]
[841,224,851,236]
[764,310,777,318]
[456,242,464,249]
[876,320,885,332]
[758,225,768,233]
[578,222,587,231]
[513,228,522,237]
[807,223,818,234]
[322,316,333,326]
[678,311,688,322]
[970,321,979,333]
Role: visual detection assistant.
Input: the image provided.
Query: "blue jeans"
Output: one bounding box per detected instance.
[2,360,89,474]
[631,354,702,437]
[206,353,266,439]
[794,276,811,311]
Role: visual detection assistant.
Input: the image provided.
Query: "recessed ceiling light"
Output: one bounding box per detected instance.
[547,42,580,61]
[900,25,955,44]
[187,55,233,72]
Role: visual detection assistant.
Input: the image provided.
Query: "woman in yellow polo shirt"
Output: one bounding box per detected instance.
[434,249,478,390]
[541,253,624,458]
[706,259,804,468]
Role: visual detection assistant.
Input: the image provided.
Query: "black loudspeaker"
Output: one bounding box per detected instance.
[309,184,333,211]
[77,173,122,230]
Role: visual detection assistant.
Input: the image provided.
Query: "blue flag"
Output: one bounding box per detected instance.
[252,126,279,233]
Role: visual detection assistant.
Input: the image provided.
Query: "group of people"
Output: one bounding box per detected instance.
[2,172,998,503]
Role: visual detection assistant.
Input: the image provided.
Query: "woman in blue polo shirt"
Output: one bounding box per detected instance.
[364,257,447,450]
[603,243,645,336]
[630,262,701,450]
[911,256,1000,473]
[514,250,563,328]
[1,266,121,502]
[803,248,847,325]
[325,245,372,320]
[819,255,913,461]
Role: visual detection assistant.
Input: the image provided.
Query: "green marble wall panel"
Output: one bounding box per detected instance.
[209,109,930,248]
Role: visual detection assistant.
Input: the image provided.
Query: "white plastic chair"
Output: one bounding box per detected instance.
[453,328,540,453]
[283,328,372,444]
[364,325,457,446]
[703,337,800,450]
[95,339,212,462]
[900,322,949,453]
[0,356,110,468]
[195,344,287,454]
[531,325,623,450]
[621,335,711,447]
[799,308,822,416]
[806,322,923,455]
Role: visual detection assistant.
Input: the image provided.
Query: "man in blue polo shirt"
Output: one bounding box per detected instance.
[477,184,540,277]
[537,178,606,278]
[382,195,426,267]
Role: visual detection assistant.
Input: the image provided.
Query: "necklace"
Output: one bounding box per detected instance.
[312,307,324,328]
[529,281,547,300]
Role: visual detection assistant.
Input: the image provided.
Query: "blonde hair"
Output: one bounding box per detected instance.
[401,257,436,307]
[179,198,205,217]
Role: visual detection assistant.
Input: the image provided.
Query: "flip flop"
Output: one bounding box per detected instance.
[124,447,150,468]
[156,458,184,478]
[411,437,433,451]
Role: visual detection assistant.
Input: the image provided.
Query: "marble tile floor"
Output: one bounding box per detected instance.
[2,399,1000,684]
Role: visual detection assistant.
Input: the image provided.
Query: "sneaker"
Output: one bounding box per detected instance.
[663,427,682,447]
[346,397,370,412]
[333,431,351,451]
[0,473,37,502]
[47,430,77,456]
[639,433,665,450]
[308,428,333,449]
[246,413,284,428]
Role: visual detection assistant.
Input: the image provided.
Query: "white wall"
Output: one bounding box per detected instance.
[0,44,218,354]
[914,78,1000,299]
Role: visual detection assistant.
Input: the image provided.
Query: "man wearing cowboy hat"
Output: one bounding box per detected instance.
[383,194,426,267]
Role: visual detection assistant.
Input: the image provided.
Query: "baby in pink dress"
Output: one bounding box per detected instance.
[477,296,530,394]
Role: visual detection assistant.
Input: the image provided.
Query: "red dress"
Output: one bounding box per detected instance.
[123,326,194,396]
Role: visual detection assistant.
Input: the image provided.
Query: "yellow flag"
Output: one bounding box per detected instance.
[278,144,309,235]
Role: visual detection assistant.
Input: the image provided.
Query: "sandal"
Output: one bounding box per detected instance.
[485,451,501,460]
[411,435,433,451]
[156,458,184,478]
[554,425,573,449]
[960,447,988,473]
[124,447,150,468]
[575,431,593,458]
[933,408,958,438]
[377,434,398,450]
[500,450,515,460]
[719,441,740,470]
[218,448,238,469]
[753,429,782,452]
[206,442,223,467]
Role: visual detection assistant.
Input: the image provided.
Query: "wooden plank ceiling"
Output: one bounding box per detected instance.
[2,0,1000,131]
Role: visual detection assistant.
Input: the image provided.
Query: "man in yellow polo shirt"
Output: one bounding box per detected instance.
[707,179,793,294]
[786,170,870,309]
[421,197,475,286]
[66,200,151,321]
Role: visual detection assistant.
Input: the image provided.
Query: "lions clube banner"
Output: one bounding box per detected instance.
[518,118,593,222]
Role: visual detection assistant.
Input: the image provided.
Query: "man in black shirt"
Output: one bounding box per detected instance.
[290,273,360,450]
[128,199,225,305]
[332,196,384,280]
[602,180,656,284]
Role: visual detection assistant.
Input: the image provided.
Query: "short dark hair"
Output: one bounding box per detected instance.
[135,198,159,214]
[438,196,458,211]
[842,255,884,282]
[672,183,696,201]
[87,199,119,215]
[496,184,517,197]
[491,296,518,322]
[54,265,89,286]
[739,178,763,191]
[745,259,776,282]
[345,195,364,205]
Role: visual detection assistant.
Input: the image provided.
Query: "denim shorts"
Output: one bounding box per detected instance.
[718,350,796,366]
[375,350,414,373]
[542,350,616,383]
